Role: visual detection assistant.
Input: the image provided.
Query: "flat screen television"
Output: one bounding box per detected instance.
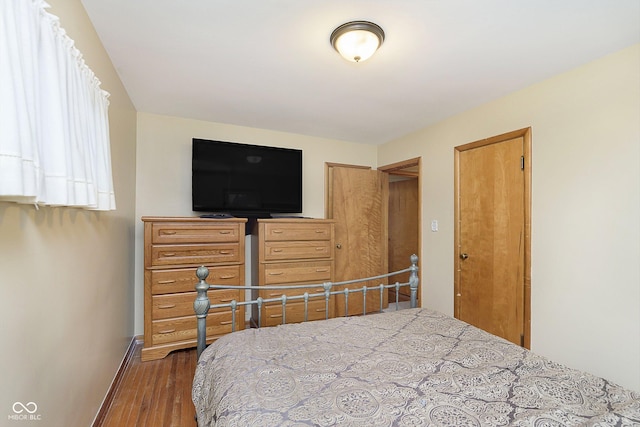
[192,138,302,216]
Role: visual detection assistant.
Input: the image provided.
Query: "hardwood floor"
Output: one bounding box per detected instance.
[97,341,198,427]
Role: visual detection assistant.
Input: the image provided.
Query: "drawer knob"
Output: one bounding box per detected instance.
[268,271,284,276]
[273,249,283,253]
[219,230,231,235]
[316,268,328,272]
[272,229,284,234]
[162,253,176,257]
[157,280,176,284]
[157,304,176,309]
[219,250,231,255]
[219,274,236,279]
[158,329,176,334]
[161,231,176,235]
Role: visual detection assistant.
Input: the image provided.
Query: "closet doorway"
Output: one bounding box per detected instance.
[379,158,421,304]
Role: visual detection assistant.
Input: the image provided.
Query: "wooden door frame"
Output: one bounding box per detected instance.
[454,128,531,348]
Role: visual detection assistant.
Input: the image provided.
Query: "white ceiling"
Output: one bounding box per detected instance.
[80,0,640,145]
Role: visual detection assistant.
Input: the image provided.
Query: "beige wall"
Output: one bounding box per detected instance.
[134,113,377,333]
[0,1,138,426]
[378,44,640,392]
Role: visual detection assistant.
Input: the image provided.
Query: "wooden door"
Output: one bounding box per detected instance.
[327,165,388,315]
[455,129,530,347]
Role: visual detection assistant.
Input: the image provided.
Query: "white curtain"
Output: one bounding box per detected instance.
[0,0,115,210]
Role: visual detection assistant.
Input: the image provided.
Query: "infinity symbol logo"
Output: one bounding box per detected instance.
[13,402,38,414]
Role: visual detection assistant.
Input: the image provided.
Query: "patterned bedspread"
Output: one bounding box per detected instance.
[192,308,640,426]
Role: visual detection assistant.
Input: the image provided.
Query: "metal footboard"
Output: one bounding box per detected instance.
[195,254,419,358]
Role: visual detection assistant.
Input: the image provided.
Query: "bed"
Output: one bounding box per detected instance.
[192,256,640,426]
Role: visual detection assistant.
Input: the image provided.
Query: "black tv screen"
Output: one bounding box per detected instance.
[192,139,302,215]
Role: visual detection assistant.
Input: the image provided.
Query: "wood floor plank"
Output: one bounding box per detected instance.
[103,345,146,426]
[139,360,158,426]
[173,350,194,425]
[97,343,197,427]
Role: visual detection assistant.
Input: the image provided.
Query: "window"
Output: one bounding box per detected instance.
[0,0,115,210]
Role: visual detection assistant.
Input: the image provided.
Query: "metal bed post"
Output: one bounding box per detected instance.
[323,282,332,320]
[409,254,419,308]
[362,286,367,315]
[194,266,211,359]
[281,295,287,324]
[343,288,349,317]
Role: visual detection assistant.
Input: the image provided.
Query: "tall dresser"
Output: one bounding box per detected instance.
[252,218,335,327]
[141,217,246,361]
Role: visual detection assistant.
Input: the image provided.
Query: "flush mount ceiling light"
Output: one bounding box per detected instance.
[330,21,385,63]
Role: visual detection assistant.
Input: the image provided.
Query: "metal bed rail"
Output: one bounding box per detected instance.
[195,254,419,358]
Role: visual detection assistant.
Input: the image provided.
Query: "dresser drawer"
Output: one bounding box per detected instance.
[261,299,332,327]
[149,265,242,294]
[152,289,242,320]
[151,312,243,345]
[263,222,332,241]
[151,222,242,244]
[262,261,332,285]
[263,240,331,261]
[150,243,241,267]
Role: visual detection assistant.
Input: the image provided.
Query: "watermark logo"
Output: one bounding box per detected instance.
[8,402,41,421]
[12,402,37,414]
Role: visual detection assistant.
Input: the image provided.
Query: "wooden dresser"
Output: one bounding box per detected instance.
[141,217,246,361]
[252,218,335,327]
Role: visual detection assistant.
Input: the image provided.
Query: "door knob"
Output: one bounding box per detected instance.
[460,253,469,260]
